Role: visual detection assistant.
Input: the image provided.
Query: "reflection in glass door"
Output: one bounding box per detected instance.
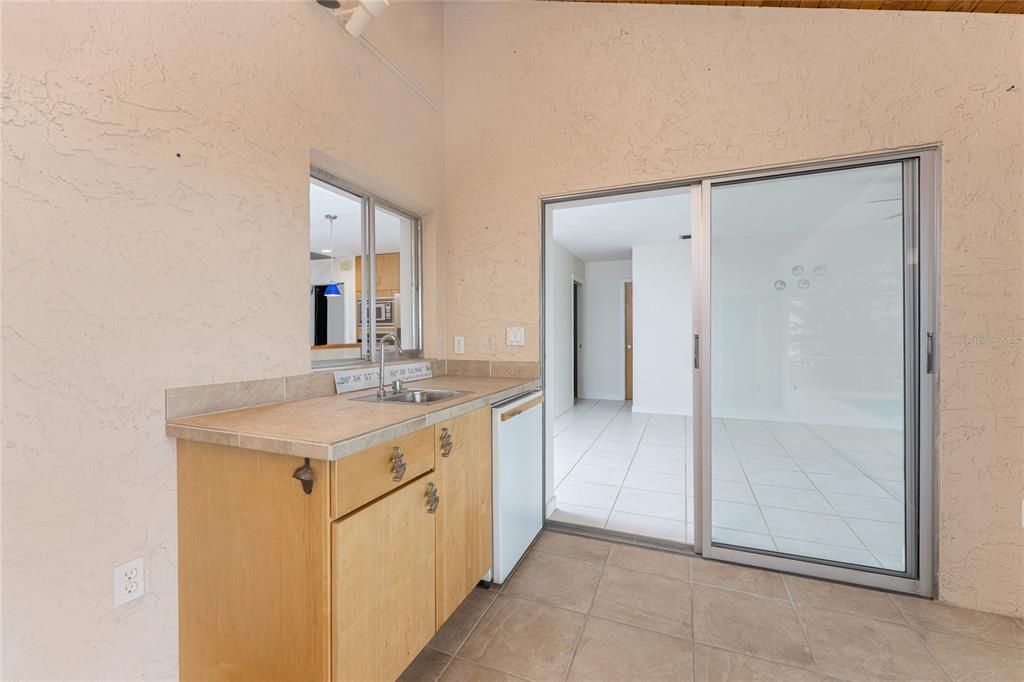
[696,152,936,594]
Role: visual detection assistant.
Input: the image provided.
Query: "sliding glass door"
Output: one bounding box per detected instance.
[694,151,937,595]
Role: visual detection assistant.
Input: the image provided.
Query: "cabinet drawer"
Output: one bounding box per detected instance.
[331,428,435,518]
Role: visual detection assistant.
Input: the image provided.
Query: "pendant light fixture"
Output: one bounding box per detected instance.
[323,214,341,297]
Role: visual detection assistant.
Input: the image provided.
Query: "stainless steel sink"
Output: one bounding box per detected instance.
[353,389,464,405]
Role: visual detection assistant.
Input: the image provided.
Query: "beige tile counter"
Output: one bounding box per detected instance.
[165,375,541,460]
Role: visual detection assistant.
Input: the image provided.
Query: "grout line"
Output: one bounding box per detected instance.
[781,573,819,668]
[446,592,501,660]
[690,578,793,604]
[560,539,612,682]
[901,617,956,682]
[690,547,697,681]
[443,657,529,681]
[577,401,640,531]
[758,419,899,566]
[800,422,904,505]
[722,420,777,551]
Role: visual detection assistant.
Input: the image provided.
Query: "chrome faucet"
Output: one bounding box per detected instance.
[377,333,403,400]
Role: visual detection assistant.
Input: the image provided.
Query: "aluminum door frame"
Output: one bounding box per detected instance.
[692,147,939,597]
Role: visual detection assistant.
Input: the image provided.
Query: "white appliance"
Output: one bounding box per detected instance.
[491,390,544,584]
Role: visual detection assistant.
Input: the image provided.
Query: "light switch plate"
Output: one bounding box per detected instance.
[113,557,145,607]
[506,327,525,347]
[454,336,465,354]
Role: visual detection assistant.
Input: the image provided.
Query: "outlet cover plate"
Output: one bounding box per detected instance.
[454,336,465,354]
[506,327,525,347]
[113,557,145,607]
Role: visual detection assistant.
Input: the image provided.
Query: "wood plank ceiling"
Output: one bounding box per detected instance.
[554,1,1024,14]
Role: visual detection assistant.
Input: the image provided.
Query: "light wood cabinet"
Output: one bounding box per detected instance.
[176,406,494,682]
[333,476,437,682]
[434,408,493,626]
[330,427,435,518]
[354,252,401,297]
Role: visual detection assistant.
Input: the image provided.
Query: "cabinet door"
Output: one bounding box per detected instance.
[376,252,400,294]
[333,477,437,682]
[434,407,493,626]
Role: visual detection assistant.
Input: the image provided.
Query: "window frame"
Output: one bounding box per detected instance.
[310,166,423,368]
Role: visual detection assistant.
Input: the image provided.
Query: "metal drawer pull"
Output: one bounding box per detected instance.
[391,447,407,482]
[425,483,440,513]
[441,428,454,457]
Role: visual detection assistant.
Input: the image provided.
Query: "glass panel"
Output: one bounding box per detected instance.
[369,205,416,350]
[709,162,907,572]
[309,178,365,368]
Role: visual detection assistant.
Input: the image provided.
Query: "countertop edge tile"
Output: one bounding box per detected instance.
[167,376,540,461]
[165,423,240,448]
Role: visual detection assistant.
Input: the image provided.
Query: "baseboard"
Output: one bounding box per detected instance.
[631,402,692,416]
[582,392,625,401]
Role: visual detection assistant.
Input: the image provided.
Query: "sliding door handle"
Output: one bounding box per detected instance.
[693,334,700,370]
[926,332,935,374]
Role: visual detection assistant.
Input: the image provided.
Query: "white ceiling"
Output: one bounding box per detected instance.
[551,186,691,262]
[309,178,404,258]
[550,163,903,262]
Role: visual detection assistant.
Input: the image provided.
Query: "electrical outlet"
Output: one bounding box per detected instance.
[453,336,465,354]
[506,326,525,347]
[113,557,145,607]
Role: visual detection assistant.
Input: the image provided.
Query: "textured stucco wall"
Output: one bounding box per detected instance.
[443,2,1023,616]
[1,1,444,678]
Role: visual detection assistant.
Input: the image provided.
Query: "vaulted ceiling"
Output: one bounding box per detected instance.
[554,0,1024,14]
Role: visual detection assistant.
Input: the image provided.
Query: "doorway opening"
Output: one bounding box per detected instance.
[624,282,633,402]
[543,186,695,545]
[541,148,938,595]
[573,279,582,401]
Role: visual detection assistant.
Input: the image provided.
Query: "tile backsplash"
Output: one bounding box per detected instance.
[165,359,541,420]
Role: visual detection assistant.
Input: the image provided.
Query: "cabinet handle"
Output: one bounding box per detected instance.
[425,482,439,513]
[441,428,454,457]
[391,447,407,482]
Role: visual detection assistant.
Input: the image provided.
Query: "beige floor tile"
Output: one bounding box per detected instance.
[502,550,601,613]
[398,647,452,681]
[429,587,498,654]
[606,543,691,582]
[693,644,833,681]
[784,575,904,624]
[441,658,528,682]
[798,604,947,681]
[533,530,612,564]
[460,595,585,681]
[692,585,814,669]
[567,617,694,682]
[919,629,1024,682]
[691,559,789,600]
[892,595,1024,649]
[591,564,693,638]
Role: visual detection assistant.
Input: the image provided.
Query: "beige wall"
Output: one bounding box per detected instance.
[1,1,444,678]
[2,1,1022,678]
[443,2,1023,616]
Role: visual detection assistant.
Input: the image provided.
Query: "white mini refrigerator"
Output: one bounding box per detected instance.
[490,390,544,584]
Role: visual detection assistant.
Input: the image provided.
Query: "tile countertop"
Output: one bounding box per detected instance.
[165,375,541,461]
